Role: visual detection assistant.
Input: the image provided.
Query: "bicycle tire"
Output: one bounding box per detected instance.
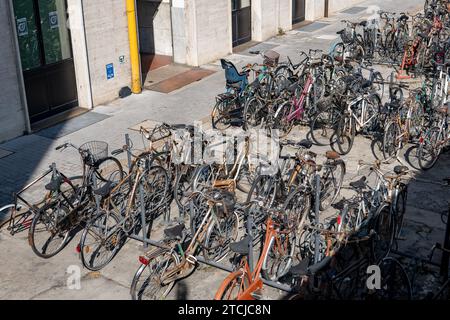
[130,249,180,300]
[214,269,252,300]
[79,211,123,271]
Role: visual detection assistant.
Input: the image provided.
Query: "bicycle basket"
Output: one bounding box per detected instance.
[147,124,172,143]
[79,141,109,165]
[263,50,280,68]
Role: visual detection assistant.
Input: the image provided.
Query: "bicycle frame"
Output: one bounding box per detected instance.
[223,216,283,300]
[347,95,378,131]
[286,74,313,122]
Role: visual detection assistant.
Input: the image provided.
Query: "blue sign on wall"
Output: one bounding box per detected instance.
[106,63,115,80]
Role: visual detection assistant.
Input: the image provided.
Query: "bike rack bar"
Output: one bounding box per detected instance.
[125,133,132,172]
[440,210,450,276]
[195,256,234,273]
[314,174,321,264]
[128,234,168,250]
[261,278,294,293]
[195,256,294,293]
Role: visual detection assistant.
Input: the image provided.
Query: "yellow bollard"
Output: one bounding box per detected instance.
[126,0,142,94]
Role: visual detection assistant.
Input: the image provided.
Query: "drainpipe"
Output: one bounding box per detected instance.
[7,0,32,134]
[324,0,329,18]
[79,0,94,109]
[126,0,142,94]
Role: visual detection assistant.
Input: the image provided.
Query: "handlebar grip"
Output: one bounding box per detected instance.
[55,144,66,151]
[111,149,124,156]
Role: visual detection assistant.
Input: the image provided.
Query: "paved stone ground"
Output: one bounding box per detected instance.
[2,0,449,300]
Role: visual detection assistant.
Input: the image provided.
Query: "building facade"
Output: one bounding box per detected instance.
[0,0,362,143]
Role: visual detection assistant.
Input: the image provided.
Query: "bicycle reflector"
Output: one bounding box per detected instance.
[337,215,342,226]
[76,244,81,253]
[139,256,150,266]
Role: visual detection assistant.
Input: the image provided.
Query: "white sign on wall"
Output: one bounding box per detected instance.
[16,18,28,37]
[49,11,59,29]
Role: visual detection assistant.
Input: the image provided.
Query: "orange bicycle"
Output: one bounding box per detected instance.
[214,206,298,300]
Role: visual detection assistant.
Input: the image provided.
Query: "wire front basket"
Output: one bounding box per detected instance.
[146,124,172,143]
[79,141,109,165]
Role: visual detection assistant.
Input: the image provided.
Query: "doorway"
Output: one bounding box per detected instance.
[13,0,78,124]
[137,0,173,83]
[292,0,306,24]
[232,0,252,47]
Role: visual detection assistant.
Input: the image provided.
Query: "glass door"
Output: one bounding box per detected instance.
[232,0,252,47]
[13,0,78,123]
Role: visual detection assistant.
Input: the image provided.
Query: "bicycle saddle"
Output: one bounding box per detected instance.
[164,224,185,240]
[229,235,251,255]
[93,181,113,197]
[359,20,368,27]
[325,151,340,160]
[298,139,313,149]
[45,176,63,191]
[393,166,409,175]
[350,176,367,190]
[336,29,346,35]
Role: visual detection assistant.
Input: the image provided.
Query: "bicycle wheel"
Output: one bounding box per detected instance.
[214,269,252,300]
[130,250,180,300]
[368,257,412,300]
[174,166,196,214]
[394,184,407,238]
[283,189,311,233]
[243,97,264,130]
[408,101,425,138]
[310,75,326,105]
[192,164,216,192]
[28,201,71,258]
[203,211,239,262]
[141,165,170,213]
[273,101,294,138]
[418,127,444,170]
[371,204,395,262]
[79,211,123,271]
[319,159,346,210]
[382,120,402,160]
[246,175,278,208]
[262,232,296,281]
[310,106,342,146]
[212,99,233,130]
[335,115,356,155]
[94,157,124,188]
